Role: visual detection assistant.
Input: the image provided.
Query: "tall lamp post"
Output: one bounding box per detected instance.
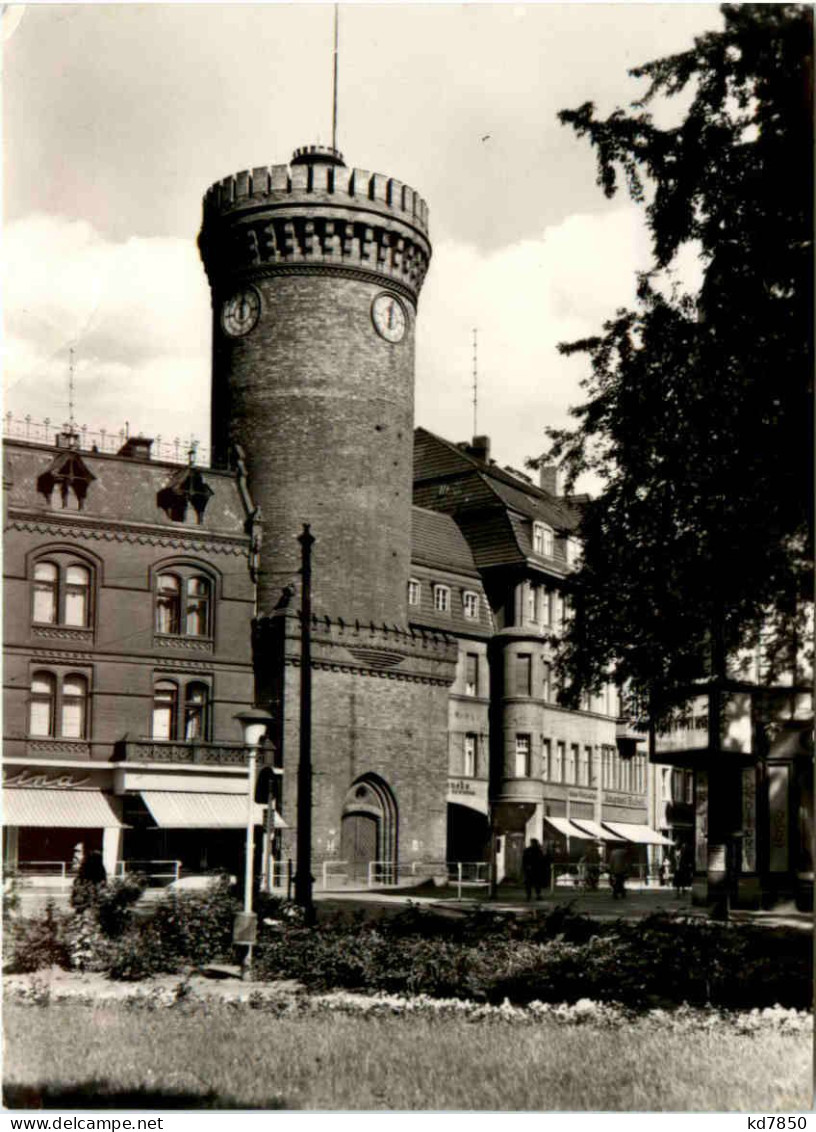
[234,707,273,978]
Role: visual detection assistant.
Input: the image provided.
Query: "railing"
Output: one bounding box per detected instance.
[552,862,658,890]
[321,860,349,889]
[3,411,210,468]
[116,859,181,886]
[9,860,70,879]
[116,740,248,767]
[367,860,400,887]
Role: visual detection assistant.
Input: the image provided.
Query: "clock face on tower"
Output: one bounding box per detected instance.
[221,287,261,338]
[372,293,406,343]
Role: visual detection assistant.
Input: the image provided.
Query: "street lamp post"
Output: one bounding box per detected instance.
[234,707,273,978]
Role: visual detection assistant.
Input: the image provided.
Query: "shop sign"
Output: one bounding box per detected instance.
[568,788,596,803]
[446,777,489,816]
[4,769,92,789]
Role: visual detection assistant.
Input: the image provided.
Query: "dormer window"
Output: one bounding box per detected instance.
[533,521,554,557]
[463,591,479,619]
[157,466,214,524]
[37,449,95,510]
[433,585,450,613]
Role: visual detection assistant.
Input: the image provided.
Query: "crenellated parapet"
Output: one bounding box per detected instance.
[199,146,431,304]
[254,608,459,686]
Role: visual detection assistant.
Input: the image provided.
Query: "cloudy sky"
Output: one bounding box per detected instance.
[3,2,720,475]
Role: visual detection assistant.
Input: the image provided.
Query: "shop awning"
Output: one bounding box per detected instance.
[570,818,624,842]
[3,789,127,828]
[543,816,596,840]
[602,821,675,847]
[140,792,287,830]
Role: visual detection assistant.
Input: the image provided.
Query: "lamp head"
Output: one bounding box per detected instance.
[234,707,274,749]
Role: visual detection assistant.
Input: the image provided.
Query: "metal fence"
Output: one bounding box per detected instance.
[115,859,181,886]
[3,411,210,468]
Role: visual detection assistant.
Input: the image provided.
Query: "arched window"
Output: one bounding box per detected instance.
[152,680,178,740]
[32,562,59,624]
[155,570,212,638]
[185,577,210,637]
[64,566,90,627]
[61,675,88,739]
[32,558,93,628]
[29,672,56,736]
[156,575,181,635]
[184,682,209,741]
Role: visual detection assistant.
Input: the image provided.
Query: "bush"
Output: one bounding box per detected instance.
[8,902,70,973]
[252,908,812,1013]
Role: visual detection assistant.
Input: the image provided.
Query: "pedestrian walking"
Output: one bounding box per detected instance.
[522,838,546,900]
[674,843,693,897]
[608,845,628,899]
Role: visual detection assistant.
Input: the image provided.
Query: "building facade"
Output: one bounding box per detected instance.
[2,429,257,880]
[3,143,684,890]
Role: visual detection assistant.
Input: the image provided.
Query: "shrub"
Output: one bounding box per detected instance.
[8,902,70,972]
[107,925,180,982]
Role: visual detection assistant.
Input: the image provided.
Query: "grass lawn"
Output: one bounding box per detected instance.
[3,1001,812,1111]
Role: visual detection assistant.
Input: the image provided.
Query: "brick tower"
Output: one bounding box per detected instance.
[198,146,456,878]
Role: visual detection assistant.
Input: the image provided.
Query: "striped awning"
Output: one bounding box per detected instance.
[140,791,286,830]
[543,816,596,841]
[602,821,675,847]
[3,789,127,828]
[570,818,623,842]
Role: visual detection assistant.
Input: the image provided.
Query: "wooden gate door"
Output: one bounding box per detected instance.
[341,813,379,881]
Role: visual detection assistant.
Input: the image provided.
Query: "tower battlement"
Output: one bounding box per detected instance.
[199,148,431,304]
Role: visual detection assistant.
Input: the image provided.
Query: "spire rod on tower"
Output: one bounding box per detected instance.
[472,328,478,436]
[331,4,339,152]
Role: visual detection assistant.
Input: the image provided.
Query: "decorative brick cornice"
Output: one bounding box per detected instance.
[153,634,214,654]
[25,648,95,664]
[32,626,94,644]
[284,655,453,687]
[6,511,250,556]
[226,262,418,307]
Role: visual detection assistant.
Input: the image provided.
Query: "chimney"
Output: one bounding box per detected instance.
[117,436,154,461]
[539,463,562,496]
[466,435,490,464]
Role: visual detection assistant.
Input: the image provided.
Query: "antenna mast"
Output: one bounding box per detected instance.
[472,328,478,436]
[331,4,339,152]
[68,346,76,430]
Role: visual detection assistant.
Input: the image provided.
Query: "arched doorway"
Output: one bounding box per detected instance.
[341,774,398,883]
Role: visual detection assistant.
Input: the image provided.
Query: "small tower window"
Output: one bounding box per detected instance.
[463,591,479,619]
[433,585,450,613]
[407,579,421,606]
[533,522,554,557]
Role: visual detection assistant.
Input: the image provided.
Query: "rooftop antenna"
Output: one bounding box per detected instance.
[331,4,339,152]
[472,328,478,436]
[68,345,76,430]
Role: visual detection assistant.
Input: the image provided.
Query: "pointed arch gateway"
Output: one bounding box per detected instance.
[340,774,398,883]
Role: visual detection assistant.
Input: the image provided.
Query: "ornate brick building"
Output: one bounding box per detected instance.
[3,143,679,891]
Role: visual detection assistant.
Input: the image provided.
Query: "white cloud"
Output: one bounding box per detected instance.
[415,205,655,474]
[4,206,703,480]
[3,214,211,449]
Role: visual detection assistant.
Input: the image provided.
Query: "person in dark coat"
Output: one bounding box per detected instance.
[608,845,629,899]
[522,838,546,900]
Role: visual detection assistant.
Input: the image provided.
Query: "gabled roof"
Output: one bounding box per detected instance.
[411,505,480,576]
[413,428,580,571]
[414,427,578,531]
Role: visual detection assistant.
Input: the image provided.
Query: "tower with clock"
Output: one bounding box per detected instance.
[198,145,457,876]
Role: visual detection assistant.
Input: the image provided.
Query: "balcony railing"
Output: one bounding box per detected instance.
[115,739,248,766]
